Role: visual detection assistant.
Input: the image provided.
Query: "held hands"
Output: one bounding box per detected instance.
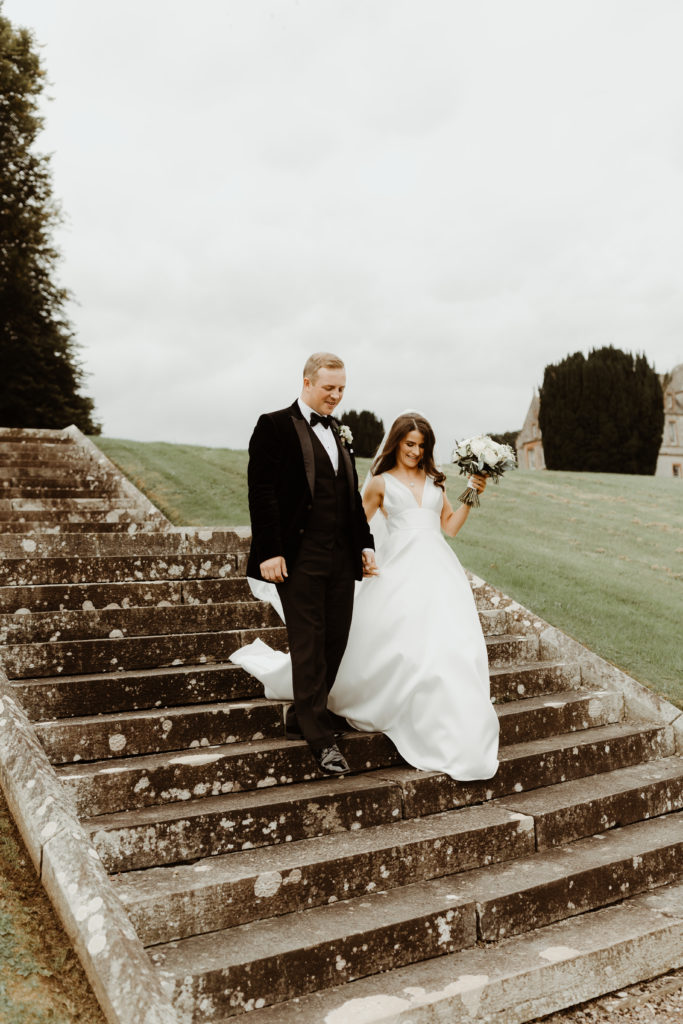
[260,556,288,583]
[262,552,379,582]
[362,549,379,577]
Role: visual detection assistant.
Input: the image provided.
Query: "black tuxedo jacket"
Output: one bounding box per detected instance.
[246,401,374,581]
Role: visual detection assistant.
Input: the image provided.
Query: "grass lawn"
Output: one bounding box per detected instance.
[96,437,683,708]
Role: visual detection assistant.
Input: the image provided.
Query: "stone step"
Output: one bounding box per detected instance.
[0,466,109,483]
[0,601,281,644]
[0,528,248,560]
[0,450,95,466]
[1,630,530,679]
[490,659,580,702]
[35,688,621,767]
[0,602,507,646]
[146,811,683,1019]
[11,659,577,722]
[0,520,164,535]
[11,663,262,720]
[115,802,534,945]
[10,498,142,511]
[0,458,110,473]
[0,578,250,614]
[62,731,402,818]
[0,508,158,523]
[229,878,683,1024]
[87,770,406,872]
[495,754,683,848]
[116,758,683,946]
[0,572,504,613]
[0,552,246,587]
[37,698,287,764]
[63,719,668,823]
[496,689,623,744]
[1,624,286,678]
[0,431,73,444]
[377,721,674,817]
[0,486,115,499]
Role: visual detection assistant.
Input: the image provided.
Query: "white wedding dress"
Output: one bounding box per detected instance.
[230,473,499,781]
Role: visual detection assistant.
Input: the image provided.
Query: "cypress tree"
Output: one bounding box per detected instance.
[488,430,520,450]
[338,410,385,457]
[539,347,663,474]
[0,7,100,432]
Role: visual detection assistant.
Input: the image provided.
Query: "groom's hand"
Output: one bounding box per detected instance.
[362,550,379,577]
[260,556,288,583]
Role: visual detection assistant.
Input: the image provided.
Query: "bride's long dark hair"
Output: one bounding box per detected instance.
[372,413,446,489]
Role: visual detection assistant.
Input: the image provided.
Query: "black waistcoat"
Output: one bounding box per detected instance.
[305,430,351,544]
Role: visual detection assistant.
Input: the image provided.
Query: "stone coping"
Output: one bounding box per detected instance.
[0,665,178,1024]
[63,426,171,525]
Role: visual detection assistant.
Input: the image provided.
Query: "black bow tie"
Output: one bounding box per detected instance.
[310,412,332,429]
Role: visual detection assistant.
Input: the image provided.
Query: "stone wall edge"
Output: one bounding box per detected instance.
[0,664,178,1024]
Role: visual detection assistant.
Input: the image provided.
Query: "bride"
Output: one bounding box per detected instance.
[231,412,499,782]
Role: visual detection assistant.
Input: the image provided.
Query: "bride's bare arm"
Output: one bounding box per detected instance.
[441,475,487,537]
[362,474,385,522]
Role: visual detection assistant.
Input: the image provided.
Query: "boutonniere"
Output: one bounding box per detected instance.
[337,424,353,449]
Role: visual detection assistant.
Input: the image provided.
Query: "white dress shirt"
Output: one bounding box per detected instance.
[298,398,339,472]
[297,398,374,561]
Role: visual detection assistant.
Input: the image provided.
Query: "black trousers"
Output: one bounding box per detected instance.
[277,532,355,749]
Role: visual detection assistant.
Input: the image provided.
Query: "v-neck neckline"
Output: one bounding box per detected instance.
[386,472,428,509]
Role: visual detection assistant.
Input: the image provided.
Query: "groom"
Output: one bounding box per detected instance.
[246,353,377,776]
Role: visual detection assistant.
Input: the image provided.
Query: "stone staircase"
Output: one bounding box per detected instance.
[1,426,682,1024]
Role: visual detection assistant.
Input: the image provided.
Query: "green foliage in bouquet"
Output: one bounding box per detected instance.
[539,347,663,474]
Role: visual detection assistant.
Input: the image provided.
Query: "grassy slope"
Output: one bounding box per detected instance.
[444,465,683,707]
[96,437,683,707]
[95,437,250,525]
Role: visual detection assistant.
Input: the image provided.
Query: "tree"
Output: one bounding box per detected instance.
[338,409,384,457]
[539,346,663,474]
[0,8,100,433]
[487,430,520,450]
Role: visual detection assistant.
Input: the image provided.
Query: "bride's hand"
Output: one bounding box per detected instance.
[362,550,379,577]
[468,474,487,495]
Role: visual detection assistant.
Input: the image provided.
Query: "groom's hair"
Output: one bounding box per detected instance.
[303,352,345,383]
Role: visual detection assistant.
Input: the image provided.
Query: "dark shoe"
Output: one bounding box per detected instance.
[314,744,350,777]
[285,728,304,740]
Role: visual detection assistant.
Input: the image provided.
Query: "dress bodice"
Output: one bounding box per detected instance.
[381,473,443,533]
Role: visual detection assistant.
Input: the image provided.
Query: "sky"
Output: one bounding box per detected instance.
[5,0,683,450]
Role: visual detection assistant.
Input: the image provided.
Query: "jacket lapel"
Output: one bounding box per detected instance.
[333,425,356,509]
[291,406,315,497]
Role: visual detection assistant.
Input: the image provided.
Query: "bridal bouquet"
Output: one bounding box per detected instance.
[451,435,517,507]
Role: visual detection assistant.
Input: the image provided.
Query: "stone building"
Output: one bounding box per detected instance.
[516,363,683,477]
[515,391,545,470]
[656,363,683,477]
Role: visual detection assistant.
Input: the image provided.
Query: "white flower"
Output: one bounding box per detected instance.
[338,424,353,447]
[452,434,517,474]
